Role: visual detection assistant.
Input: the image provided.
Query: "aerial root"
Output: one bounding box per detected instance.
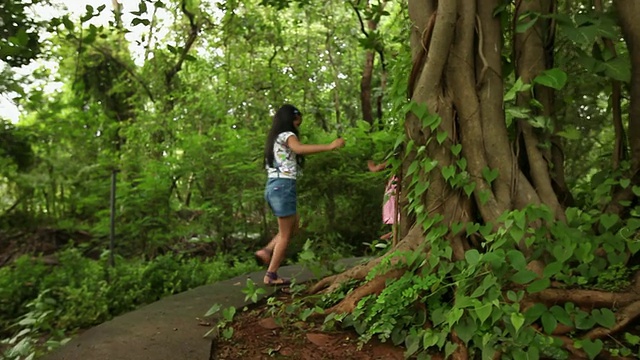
[307,257,382,295]
[324,268,405,314]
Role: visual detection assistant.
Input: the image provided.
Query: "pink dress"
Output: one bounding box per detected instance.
[382,176,398,224]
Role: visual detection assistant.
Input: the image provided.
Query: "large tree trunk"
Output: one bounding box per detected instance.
[315,0,561,305]
[606,0,640,216]
[310,0,640,358]
[615,0,640,172]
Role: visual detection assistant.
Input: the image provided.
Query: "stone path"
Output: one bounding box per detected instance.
[42,258,365,360]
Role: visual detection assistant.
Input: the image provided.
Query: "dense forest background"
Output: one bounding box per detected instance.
[1,0,399,259]
[1,0,639,359]
[1,0,402,357]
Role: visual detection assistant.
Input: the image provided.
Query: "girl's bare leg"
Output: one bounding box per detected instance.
[256,215,299,264]
[264,214,298,284]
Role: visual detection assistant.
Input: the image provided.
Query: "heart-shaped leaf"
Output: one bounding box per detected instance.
[552,244,572,263]
[524,303,547,323]
[577,339,603,360]
[482,167,499,184]
[541,311,558,334]
[510,227,525,242]
[466,222,481,236]
[436,130,448,144]
[463,182,476,197]
[415,181,429,196]
[592,308,616,329]
[632,185,640,196]
[479,223,493,237]
[423,159,438,173]
[550,305,573,326]
[404,333,420,358]
[474,303,492,324]
[511,312,525,333]
[507,250,527,270]
[511,270,538,284]
[456,158,467,170]
[450,144,462,156]
[619,178,631,188]
[422,330,439,348]
[478,190,491,205]
[526,278,550,293]
[543,261,563,278]
[465,249,481,266]
[442,165,456,181]
[453,319,476,345]
[444,341,458,359]
[451,222,464,235]
[628,239,640,255]
[600,213,619,231]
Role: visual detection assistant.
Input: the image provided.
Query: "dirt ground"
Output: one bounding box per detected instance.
[212,290,405,360]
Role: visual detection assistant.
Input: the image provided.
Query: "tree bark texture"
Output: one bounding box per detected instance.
[403,0,565,237]
[614,0,640,174]
[606,0,640,216]
[310,1,640,358]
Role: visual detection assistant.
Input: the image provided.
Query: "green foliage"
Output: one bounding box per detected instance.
[593,263,637,292]
[203,304,236,340]
[0,249,259,357]
[326,199,640,359]
[1,0,401,260]
[1,1,639,359]
[0,119,34,172]
[0,0,42,66]
[241,279,267,303]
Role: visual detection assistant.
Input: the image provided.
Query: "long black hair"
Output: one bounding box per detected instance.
[264,104,304,168]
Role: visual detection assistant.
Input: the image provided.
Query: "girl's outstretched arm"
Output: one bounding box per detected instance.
[367,160,387,172]
[287,136,345,155]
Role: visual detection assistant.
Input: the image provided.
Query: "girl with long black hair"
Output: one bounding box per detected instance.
[256,104,345,285]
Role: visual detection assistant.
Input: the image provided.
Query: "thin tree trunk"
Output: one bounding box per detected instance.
[326,33,342,126]
[513,0,565,220]
[614,0,640,173]
[361,50,375,125]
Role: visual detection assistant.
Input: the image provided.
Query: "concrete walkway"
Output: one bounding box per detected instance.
[42,258,365,360]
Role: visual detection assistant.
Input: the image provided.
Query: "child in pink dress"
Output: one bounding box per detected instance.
[368,160,399,243]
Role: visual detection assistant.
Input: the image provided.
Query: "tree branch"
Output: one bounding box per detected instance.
[165,0,200,89]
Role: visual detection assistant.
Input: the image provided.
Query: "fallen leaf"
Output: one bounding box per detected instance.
[306,333,338,347]
[258,317,281,330]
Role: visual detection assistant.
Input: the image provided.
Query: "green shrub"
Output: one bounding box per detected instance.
[0,249,261,359]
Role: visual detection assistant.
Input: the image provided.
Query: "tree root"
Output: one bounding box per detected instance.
[308,259,380,295]
[584,299,640,340]
[530,288,640,308]
[325,268,405,314]
[308,226,425,295]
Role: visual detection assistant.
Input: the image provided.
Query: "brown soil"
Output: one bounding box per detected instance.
[212,290,405,360]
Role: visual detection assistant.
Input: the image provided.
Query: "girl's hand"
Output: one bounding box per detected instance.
[367,160,386,172]
[367,160,378,172]
[331,137,346,150]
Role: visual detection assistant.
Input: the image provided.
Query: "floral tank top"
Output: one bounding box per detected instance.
[266,132,299,179]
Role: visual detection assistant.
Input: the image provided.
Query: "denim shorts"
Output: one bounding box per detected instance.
[265,178,297,217]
